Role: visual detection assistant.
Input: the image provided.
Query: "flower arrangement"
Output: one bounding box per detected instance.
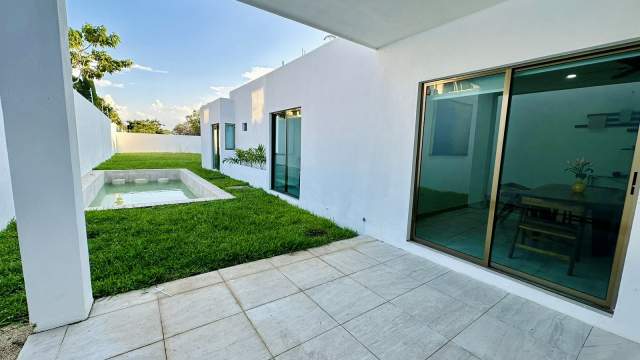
[565,158,594,180]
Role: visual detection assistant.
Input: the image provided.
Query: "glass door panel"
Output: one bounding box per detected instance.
[415,73,505,260]
[273,114,287,194]
[212,124,220,170]
[286,111,301,198]
[491,51,640,300]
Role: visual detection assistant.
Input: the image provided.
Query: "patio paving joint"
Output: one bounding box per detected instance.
[222,276,277,359]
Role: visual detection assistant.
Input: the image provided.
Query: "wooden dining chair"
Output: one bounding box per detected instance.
[508,196,586,275]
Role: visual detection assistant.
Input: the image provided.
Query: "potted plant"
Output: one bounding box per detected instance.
[565,158,594,193]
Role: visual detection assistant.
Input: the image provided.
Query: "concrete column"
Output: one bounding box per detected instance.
[0,0,93,330]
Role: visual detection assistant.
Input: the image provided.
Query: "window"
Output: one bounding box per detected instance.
[224,123,235,150]
[412,46,640,309]
[242,122,248,131]
[272,108,301,198]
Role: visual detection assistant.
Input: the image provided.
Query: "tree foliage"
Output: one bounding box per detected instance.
[223,145,267,169]
[69,24,133,81]
[68,24,132,127]
[126,119,170,134]
[173,110,201,136]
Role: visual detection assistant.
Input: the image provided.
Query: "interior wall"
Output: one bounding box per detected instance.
[501,84,638,190]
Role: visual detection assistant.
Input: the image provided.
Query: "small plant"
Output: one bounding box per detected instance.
[565,158,594,180]
[223,144,266,169]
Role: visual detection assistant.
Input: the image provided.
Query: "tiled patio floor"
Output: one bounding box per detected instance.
[18,236,640,360]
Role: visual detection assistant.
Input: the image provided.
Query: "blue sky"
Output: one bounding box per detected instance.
[66,0,327,128]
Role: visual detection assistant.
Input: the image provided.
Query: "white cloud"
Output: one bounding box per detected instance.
[151,99,164,111]
[242,66,274,82]
[102,94,129,119]
[94,79,124,88]
[201,67,274,108]
[140,99,195,129]
[130,63,169,74]
[209,86,234,99]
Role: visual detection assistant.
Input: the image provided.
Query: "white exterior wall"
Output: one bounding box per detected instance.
[0,92,115,228]
[73,92,115,175]
[0,100,15,228]
[377,0,640,343]
[201,0,640,341]
[115,132,200,153]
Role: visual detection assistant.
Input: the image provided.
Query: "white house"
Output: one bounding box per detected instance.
[200,0,640,342]
[3,0,640,350]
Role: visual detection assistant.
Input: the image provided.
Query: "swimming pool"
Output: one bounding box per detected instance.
[82,169,233,210]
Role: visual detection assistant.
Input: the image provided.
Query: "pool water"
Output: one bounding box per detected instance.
[89,180,197,208]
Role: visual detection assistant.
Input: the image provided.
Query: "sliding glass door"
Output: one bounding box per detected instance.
[412,47,640,308]
[272,108,301,198]
[414,73,505,260]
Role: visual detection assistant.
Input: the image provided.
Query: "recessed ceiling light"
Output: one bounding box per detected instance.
[566,74,577,79]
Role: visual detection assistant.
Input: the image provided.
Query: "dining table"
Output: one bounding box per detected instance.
[516,183,626,256]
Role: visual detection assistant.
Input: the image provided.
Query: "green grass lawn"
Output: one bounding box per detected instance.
[0,153,356,326]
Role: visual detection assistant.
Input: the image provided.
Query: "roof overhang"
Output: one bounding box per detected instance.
[238,0,506,49]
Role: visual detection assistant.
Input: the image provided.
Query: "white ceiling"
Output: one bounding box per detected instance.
[238,0,506,48]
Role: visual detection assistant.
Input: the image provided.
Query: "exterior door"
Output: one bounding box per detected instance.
[271,108,301,198]
[412,46,640,309]
[212,124,220,170]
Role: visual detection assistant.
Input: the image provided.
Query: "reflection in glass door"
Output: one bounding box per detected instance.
[414,73,505,260]
[491,51,640,302]
[272,108,301,198]
[212,124,220,170]
[412,47,640,308]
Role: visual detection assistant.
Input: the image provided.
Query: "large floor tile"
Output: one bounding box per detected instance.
[280,258,343,290]
[165,313,270,360]
[111,341,166,359]
[269,250,315,267]
[321,249,379,274]
[428,343,480,360]
[219,259,274,280]
[18,326,67,360]
[350,264,421,300]
[427,272,506,309]
[246,292,337,355]
[487,295,591,356]
[344,303,447,360]
[227,269,299,309]
[276,327,376,360]
[384,254,449,283]
[578,328,640,360]
[160,283,241,337]
[90,288,157,317]
[157,271,223,297]
[308,236,376,256]
[306,277,384,323]
[58,301,163,360]
[391,284,485,339]
[453,315,574,360]
[355,241,406,262]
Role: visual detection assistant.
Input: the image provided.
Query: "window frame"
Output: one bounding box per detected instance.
[224,123,236,150]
